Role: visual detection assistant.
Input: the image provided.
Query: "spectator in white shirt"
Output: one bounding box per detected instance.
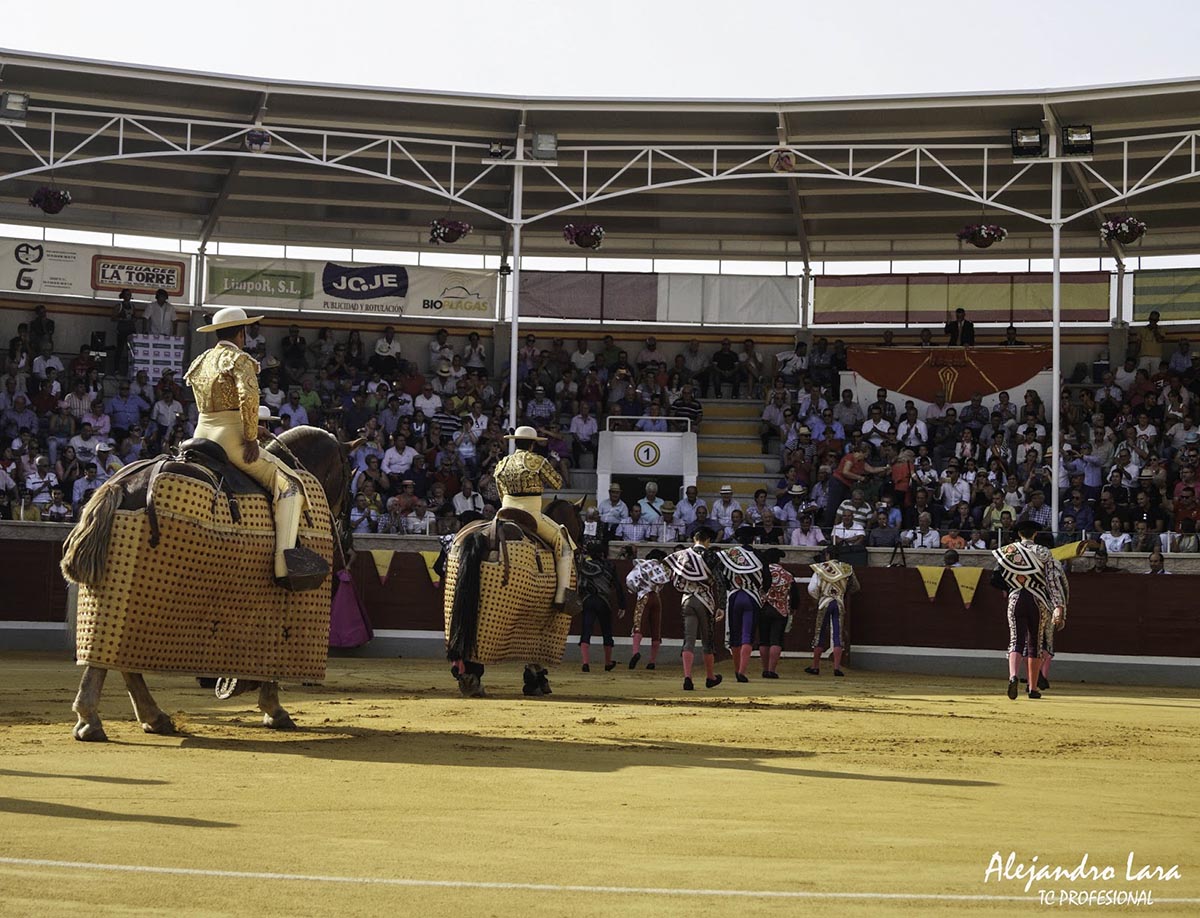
[570,339,596,374]
[773,341,808,387]
[371,325,404,376]
[938,466,972,512]
[414,383,442,417]
[381,435,418,476]
[452,480,485,518]
[903,513,942,548]
[861,405,892,450]
[709,486,742,530]
[428,328,453,372]
[31,341,64,382]
[637,481,665,523]
[403,500,437,534]
[25,455,58,506]
[597,484,631,530]
[896,407,928,449]
[142,289,177,337]
[674,485,706,526]
[831,507,866,546]
[1100,518,1132,553]
[463,332,487,371]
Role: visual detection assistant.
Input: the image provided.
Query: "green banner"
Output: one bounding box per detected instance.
[207,266,313,300]
[1133,268,1200,320]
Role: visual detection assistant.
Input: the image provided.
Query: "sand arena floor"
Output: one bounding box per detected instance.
[0,652,1197,917]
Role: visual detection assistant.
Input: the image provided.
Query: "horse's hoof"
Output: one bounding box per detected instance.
[459,673,487,697]
[73,723,108,742]
[263,710,297,730]
[141,713,176,735]
[522,684,543,697]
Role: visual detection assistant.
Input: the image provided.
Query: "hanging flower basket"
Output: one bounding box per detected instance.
[245,129,272,154]
[429,218,473,245]
[563,222,604,250]
[1100,216,1147,245]
[956,223,1008,249]
[768,149,797,173]
[28,186,72,215]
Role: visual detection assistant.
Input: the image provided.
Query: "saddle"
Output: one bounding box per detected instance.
[100,439,272,548]
[453,508,552,586]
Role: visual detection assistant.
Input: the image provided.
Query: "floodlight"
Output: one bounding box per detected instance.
[1011,126,1044,158]
[488,140,506,158]
[531,132,558,160]
[0,91,30,124]
[1061,124,1094,156]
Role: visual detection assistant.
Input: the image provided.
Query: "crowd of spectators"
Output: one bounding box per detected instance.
[3,296,1197,556]
[591,313,1200,556]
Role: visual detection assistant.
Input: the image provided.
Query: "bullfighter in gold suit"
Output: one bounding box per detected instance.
[185,306,329,590]
[494,425,574,608]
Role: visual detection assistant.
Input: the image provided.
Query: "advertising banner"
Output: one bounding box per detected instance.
[205,254,498,319]
[0,236,190,300]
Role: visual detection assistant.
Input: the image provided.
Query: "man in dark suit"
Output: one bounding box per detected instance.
[944,307,976,346]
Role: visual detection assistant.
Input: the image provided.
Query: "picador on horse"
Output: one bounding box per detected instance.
[443,425,581,698]
[62,306,354,742]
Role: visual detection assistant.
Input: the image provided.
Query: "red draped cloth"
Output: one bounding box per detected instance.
[846,347,1051,402]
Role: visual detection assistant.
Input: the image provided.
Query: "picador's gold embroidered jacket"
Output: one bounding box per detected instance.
[184,340,261,441]
[493,450,562,498]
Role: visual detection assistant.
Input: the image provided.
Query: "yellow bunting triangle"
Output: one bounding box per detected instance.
[950,566,983,608]
[916,566,944,602]
[419,551,442,585]
[368,549,394,585]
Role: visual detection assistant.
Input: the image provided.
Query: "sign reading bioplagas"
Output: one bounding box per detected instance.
[205,254,497,318]
[0,236,190,300]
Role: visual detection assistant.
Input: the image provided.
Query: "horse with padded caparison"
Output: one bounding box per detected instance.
[61,426,357,742]
[443,496,584,697]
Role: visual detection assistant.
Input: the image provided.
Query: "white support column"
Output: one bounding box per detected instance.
[506,142,525,446]
[1050,159,1063,534]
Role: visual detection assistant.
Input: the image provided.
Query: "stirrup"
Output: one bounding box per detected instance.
[275,546,331,592]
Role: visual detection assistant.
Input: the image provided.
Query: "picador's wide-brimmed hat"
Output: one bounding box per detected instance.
[198,306,265,332]
[504,424,547,443]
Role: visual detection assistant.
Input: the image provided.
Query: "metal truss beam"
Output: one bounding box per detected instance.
[2,106,1199,236]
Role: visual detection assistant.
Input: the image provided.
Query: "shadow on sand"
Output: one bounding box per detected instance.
[0,797,235,828]
[171,725,997,788]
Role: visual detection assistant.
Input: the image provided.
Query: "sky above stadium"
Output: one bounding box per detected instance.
[5,0,1199,99]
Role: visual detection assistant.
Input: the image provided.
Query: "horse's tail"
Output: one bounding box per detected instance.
[60,484,123,585]
[446,532,488,663]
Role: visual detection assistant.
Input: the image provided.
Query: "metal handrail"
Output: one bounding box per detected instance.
[602,415,693,432]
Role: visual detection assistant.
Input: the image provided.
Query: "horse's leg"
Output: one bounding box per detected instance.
[258,681,296,730]
[458,661,487,698]
[72,666,108,742]
[121,672,176,735]
[523,663,551,697]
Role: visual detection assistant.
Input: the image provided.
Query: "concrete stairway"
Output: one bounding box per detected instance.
[695,397,779,501]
